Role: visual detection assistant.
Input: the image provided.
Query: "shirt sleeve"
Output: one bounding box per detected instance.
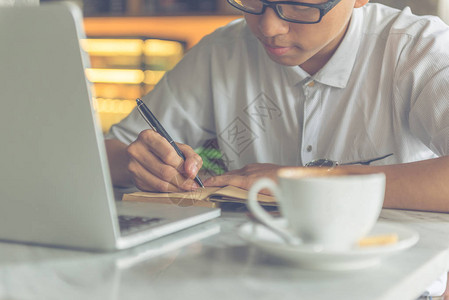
[105,34,218,148]
[396,17,449,156]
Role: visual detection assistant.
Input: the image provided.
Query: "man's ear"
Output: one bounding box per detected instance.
[354,0,369,8]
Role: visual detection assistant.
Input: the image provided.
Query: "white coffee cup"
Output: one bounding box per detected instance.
[247,168,386,251]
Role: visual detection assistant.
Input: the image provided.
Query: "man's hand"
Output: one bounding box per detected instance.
[127,129,203,192]
[203,163,283,194]
[113,130,203,192]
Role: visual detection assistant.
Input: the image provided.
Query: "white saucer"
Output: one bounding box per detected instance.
[238,220,419,271]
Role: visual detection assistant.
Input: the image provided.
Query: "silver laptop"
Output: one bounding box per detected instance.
[0,2,220,251]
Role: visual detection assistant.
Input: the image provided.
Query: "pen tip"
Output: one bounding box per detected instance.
[196,179,205,189]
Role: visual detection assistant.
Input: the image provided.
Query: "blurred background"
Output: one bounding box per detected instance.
[373,0,440,17]
[34,0,447,18]
[5,0,448,133]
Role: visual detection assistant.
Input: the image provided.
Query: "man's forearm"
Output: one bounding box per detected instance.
[104,139,134,188]
[338,156,449,213]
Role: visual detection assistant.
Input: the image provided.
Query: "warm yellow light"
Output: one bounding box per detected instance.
[94,98,136,113]
[86,68,144,84]
[81,39,143,56]
[93,98,137,132]
[144,70,166,85]
[144,39,183,57]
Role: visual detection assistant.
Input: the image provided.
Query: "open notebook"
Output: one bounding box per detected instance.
[123,186,277,208]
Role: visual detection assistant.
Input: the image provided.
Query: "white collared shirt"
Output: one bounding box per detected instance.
[107,3,449,171]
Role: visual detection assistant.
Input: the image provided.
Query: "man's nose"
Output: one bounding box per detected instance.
[258,6,289,37]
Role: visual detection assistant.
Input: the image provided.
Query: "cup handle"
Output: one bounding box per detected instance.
[247,178,301,245]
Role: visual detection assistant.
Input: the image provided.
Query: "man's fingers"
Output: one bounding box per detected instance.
[127,132,199,191]
[137,131,202,178]
[137,130,184,168]
[128,157,198,192]
[177,143,203,178]
[204,174,250,189]
[128,158,181,192]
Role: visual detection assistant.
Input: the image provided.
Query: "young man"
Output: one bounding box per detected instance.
[105,0,449,213]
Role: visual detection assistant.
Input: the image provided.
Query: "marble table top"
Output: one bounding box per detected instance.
[0,208,448,300]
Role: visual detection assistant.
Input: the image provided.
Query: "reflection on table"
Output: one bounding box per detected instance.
[0,209,448,300]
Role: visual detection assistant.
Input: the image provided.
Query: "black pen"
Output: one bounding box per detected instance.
[135,98,205,188]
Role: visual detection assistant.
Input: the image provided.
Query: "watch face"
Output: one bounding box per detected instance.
[305,159,337,167]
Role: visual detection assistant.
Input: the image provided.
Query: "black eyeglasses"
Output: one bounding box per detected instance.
[305,153,394,168]
[227,0,343,24]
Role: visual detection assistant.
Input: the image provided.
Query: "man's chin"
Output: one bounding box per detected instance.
[266,52,308,67]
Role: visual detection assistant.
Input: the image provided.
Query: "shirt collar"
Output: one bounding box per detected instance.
[313,8,364,88]
[283,64,310,86]
[276,8,364,88]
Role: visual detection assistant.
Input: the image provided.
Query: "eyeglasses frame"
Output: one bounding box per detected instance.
[227,0,343,24]
[305,153,394,168]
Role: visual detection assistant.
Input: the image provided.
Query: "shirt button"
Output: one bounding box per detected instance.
[306,145,313,152]
[307,81,315,87]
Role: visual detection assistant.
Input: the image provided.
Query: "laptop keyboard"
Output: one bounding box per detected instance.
[118,215,163,235]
